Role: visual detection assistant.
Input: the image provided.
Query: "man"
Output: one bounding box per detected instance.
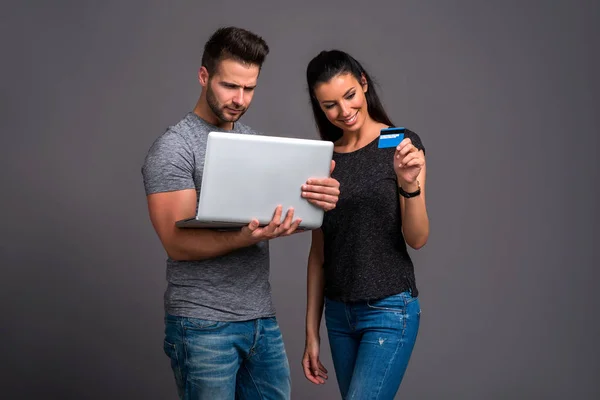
[141,26,340,399]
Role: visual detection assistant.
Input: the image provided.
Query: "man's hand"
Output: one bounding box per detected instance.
[240,205,302,243]
[301,160,340,211]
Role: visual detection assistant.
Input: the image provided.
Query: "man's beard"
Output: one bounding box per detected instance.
[206,87,246,124]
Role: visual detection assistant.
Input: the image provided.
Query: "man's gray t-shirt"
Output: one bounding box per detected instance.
[142,112,274,321]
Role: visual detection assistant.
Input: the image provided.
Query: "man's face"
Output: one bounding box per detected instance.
[204,58,259,124]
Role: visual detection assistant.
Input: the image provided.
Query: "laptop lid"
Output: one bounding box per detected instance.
[178,131,334,229]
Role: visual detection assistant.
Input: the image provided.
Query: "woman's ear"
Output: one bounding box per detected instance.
[361,73,368,93]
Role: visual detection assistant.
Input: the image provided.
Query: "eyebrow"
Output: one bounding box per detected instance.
[321,87,355,103]
[220,81,256,89]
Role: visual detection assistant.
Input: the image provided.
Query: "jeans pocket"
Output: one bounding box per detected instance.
[366,291,414,312]
[184,317,228,331]
[163,339,184,397]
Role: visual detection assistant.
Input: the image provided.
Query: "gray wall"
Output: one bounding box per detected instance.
[2,0,598,398]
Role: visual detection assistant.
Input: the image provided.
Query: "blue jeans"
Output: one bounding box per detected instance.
[324,291,421,399]
[163,314,291,400]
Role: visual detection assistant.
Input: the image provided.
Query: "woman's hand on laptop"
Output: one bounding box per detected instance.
[301,160,340,212]
[240,205,302,243]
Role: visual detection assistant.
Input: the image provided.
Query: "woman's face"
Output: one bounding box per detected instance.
[313,73,369,133]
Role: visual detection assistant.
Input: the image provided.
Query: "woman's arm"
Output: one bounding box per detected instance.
[399,156,429,249]
[302,228,328,384]
[394,136,430,249]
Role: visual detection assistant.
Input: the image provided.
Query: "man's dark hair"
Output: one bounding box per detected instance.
[201,26,270,73]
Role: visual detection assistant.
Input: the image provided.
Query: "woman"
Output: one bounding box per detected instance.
[302,50,430,399]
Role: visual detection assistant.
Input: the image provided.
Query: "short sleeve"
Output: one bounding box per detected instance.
[141,131,195,195]
[405,128,426,155]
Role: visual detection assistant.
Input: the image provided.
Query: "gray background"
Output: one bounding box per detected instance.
[2,0,598,399]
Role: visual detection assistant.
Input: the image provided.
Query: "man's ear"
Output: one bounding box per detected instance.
[198,66,209,87]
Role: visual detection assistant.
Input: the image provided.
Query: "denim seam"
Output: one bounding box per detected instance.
[366,293,416,312]
[405,297,418,305]
[180,319,191,395]
[248,319,261,357]
[164,339,184,396]
[373,337,403,400]
[372,309,407,400]
[242,362,265,399]
[345,304,355,332]
[365,305,405,312]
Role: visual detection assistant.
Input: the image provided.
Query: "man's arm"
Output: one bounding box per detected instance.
[301,160,340,211]
[143,128,302,261]
[147,189,255,261]
[147,189,300,261]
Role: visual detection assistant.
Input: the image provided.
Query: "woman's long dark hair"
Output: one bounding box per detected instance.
[306,50,394,142]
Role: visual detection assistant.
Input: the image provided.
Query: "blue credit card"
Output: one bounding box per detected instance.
[378,127,405,148]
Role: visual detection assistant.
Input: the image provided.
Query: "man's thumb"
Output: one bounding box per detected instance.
[248,219,259,231]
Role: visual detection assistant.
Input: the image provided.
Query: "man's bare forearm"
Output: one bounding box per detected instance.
[166,227,258,261]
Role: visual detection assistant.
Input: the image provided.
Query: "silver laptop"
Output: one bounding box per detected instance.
[176,131,334,230]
